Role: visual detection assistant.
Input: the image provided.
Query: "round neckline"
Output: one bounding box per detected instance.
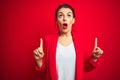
[58,42,73,48]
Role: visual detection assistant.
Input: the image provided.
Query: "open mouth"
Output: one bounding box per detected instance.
[63,23,68,29]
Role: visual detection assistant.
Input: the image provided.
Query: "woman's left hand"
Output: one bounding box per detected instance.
[92,38,103,61]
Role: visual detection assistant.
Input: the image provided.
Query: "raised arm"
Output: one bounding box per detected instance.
[84,37,103,72]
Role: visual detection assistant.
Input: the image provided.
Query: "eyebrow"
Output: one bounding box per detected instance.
[58,12,72,14]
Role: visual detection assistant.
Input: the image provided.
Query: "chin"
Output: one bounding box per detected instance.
[61,30,69,33]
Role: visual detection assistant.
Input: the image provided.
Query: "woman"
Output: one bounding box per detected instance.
[33,4,103,80]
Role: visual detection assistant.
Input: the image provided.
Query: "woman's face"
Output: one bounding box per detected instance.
[56,8,75,33]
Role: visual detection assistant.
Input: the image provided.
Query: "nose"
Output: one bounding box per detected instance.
[63,16,67,21]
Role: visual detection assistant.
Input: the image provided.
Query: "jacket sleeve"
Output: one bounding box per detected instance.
[84,54,100,72]
[35,57,46,72]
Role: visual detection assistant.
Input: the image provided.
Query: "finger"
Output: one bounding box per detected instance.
[34,49,43,58]
[40,38,43,50]
[99,50,103,55]
[101,50,103,54]
[33,50,39,56]
[37,50,44,58]
[95,49,103,55]
[96,47,103,54]
[38,49,44,55]
[94,37,98,48]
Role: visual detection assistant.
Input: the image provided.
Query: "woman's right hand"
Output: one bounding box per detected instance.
[33,38,44,66]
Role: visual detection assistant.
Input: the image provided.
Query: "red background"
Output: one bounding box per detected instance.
[0,0,120,80]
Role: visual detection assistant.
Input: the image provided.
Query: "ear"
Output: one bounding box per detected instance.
[72,18,75,24]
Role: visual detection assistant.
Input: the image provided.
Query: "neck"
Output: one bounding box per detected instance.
[59,31,72,37]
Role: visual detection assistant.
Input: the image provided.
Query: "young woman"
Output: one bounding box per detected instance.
[33,4,103,80]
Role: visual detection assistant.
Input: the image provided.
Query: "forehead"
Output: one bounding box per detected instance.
[57,8,73,14]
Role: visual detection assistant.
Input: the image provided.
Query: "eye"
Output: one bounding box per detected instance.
[58,14,63,18]
[67,14,72,17]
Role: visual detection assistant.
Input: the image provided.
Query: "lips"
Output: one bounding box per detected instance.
[63,23,68,29]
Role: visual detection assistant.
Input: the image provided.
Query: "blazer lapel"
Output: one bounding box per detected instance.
[49,34,59,80]
[72,32,84,80]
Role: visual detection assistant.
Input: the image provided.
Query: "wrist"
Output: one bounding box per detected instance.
[36,59,42,67]
[91,55,98,62]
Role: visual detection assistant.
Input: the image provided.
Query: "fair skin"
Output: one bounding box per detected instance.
[33,8,103,67]
[57,8,75,46]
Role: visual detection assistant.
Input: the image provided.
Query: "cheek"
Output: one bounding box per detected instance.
[57,19,63,25]
[56,21,62,28]
[68,19,74,25]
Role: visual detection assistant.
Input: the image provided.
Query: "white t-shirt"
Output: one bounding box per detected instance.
[56,42,76,80]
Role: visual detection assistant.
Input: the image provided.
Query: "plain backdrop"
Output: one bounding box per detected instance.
[0,0,120,80]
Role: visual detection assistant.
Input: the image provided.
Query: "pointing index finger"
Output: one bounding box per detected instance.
[94,37,98,48]
[40,38,43,49]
